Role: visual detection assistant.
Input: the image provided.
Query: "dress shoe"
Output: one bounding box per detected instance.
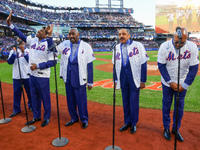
[41,119,50,127]
[65,120,78,126]
[119,124,131,131]
[82,122,88,129]
[130,125,137,134]
[172,129,184,142]
[9,112,21,117]
[164,129,171,141]
[25,118,41,125]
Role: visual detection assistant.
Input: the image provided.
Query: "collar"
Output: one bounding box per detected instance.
[39,38,46,42]
[120,39,131,47]
[72,39,81,45]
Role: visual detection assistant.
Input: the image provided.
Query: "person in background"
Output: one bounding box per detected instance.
[7,38,32,117]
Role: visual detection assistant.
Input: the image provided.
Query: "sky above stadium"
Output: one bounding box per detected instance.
[30,0,156,28]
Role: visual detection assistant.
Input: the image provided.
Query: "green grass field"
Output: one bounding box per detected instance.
[1,51,200,112]
[156,11,198,26]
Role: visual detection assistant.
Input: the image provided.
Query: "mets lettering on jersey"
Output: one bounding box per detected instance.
[63,48,70,55]
[166,50,191,61]
[56,40,95,85]
[128,47,139,57]
[26,36,54,78]
[157,39,199,87]
[112,41,149,89]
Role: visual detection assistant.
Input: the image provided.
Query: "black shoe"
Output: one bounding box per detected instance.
[65,120,78,126]
[25,118,41,125]
[41,119,50,127]
[9,112,21,117]
[82,122,88,129]
[119,124,131,131]
[172,129,184,142]
[164,129,171,141]
[29,108,33,111]
[130,125,137,134]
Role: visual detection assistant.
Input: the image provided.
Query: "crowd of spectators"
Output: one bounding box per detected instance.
[0,36,15,60]
[0,0,143,27]
[0,19,35,31]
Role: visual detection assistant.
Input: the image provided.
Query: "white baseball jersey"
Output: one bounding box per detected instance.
[56,40,95,85]
[196,9,200,18]
[176,10,184,19]
[157,39,199,87]
[112,41,149,89]
[8,48,29,79]
[26,36,54,78]
[167,13,174,22]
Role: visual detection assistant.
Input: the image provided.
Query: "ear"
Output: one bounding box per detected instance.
[128,34,131,39]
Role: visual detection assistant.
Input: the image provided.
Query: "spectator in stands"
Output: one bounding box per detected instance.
[112,29,149,134]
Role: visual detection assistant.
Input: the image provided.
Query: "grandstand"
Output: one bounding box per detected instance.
[0,0,176,60]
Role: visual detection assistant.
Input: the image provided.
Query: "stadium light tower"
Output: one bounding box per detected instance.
[96,0,123,8]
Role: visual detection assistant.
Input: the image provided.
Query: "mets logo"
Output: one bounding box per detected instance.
[116,52,121,60]
[129,47,139,57]
[31,44,46,51]
[166,50,191,61]
[17,52,24,58]
[62,48,70,55]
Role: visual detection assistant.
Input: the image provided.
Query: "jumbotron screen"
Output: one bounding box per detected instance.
[156,0,200,33]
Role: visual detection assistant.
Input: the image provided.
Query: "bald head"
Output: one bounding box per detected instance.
[173,27,188,49]
[69,28,80,43]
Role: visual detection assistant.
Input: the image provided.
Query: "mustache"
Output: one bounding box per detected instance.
[120,38,125,40]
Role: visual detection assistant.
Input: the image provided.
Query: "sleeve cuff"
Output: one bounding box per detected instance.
[87,83,93,86]
[167,80,172,84]
[13,51,17,55]
[182,83,189,90]
[37,64,40,69]
[9,24,15,30]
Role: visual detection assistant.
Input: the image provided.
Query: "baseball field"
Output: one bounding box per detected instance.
[0,51,200,149]
[156,11,200,33]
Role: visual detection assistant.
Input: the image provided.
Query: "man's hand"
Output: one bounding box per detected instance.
[46,24,53,37]
[169,82,178,91]
[19,45,25,53]
[179,85,185,92]
[88,85,92,90]
[140,82,145,89]
[7,11,12,25]
[30,63,37,71]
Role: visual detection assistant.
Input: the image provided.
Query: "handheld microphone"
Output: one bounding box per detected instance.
[47,44,57,51]
[9,40,23,49]
[110,39,118,50]
[176,27,182,39]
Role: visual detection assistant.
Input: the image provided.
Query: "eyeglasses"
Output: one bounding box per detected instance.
[174,41,186,45]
